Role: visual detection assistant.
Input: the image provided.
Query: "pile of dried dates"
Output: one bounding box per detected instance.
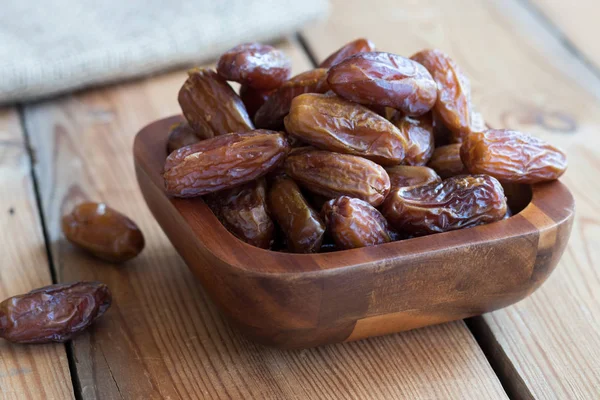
[164,39,568,253]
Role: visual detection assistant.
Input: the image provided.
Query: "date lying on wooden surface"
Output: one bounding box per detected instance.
[158,38,568,253]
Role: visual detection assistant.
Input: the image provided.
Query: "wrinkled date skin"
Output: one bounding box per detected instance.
[411,49,472,143]
[319,38,376,68]
[427,143,468,179]
[268,176,325,253]
[460,129,568,184]
[239,85,274,119]
[382,175,507,236]
[178,68,254,138]
[205,179,274,249]
[390,112,435,165]
[322,196,392,249]
[217,43,291,89]
[284,150,390,206]
[385,165,441,189]
[284,93,408,165]
[166,121,200,154]
[327,52,437,116]
[62,203,145,263]
[254,68,330,129]
[164,131,289,197]
[0,282,111,344]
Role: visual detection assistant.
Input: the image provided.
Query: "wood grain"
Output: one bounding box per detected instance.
[301,0,600,397]
[0,108,74,399]
[528,0,600,71]
[23,39,506,399]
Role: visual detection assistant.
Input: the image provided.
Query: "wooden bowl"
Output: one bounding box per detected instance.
[134,115,575,349]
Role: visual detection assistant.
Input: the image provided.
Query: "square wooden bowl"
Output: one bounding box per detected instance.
[134,115,575,349]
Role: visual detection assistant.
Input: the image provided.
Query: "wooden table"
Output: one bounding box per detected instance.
[1,1,598,398]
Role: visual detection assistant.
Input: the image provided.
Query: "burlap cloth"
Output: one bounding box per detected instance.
[0,0,329,104]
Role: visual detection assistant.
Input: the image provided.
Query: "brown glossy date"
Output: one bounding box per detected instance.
[254,68,330,129]
[284,150,390,206]
[327,52,437,116]
[427,143,468,179]
[385,165,441,189]
[239,85,274,119]
[268,176,325,253]
[284,93,407,165]
[460,129,568,184]
[164,131,289,197]
[217,43,291,89]
[206,179,274,249]
[178,68,254,138]
[390,112,435,165]
[319,38,376,68]
[166,121,200,154]
[62,202,145,263]
[0,282,111,344]
[411,49,472,142]
[321,196,392,249]
[382,174,507,236]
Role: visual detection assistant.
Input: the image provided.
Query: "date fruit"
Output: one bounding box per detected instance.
[411,49,472,142]
[322,196,392,249]
[0,282,111,344]
[62,203,145,263]
[268,176,325,253]
[284,150,390,206]
[382,174,507,235]
[427,143,468,179]
[284,93,408,165]
[206,179,274,249]
[385,165,441,189]
[164,131,289,197]
[327,52,437,116]
[178,68,254,137]
[460,129,568,183]
[319,38,376,68]
[390,112,435,165]
[254,68,330,129]
[240,85,274,119]
[166,121,200,154]
[217,43,291,89]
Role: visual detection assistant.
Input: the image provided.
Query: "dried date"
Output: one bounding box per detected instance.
[206,179,274,249]
[427,143,468,179]
[327,52,437,116]
[390,112,435,165]
[0,282,111,344]
[254,68,330,129]
[217,43,291,89]
[178,68,254,138]
[382,175,507,235]
[284,150,390,206]
[460,129,568,183]
[284,93,408,165]
[319,38,376,68]
[239,85,274,119]
[164,131,289,197]
[62,203,145,263]
[385,165,441,189]
[166,121,200,154]
[321,196,392,249]
[268,176,325,253]
[411,49,472,142]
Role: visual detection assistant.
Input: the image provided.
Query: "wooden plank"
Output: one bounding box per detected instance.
[301,0,600,398]
[22,38,506,399]
[528,0,600,71]
[0,108,74,399]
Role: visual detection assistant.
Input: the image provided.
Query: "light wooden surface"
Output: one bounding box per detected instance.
[20,39,506,399]
[0,108,74,399]
[301,0,600,398]
[529,0,600,71]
